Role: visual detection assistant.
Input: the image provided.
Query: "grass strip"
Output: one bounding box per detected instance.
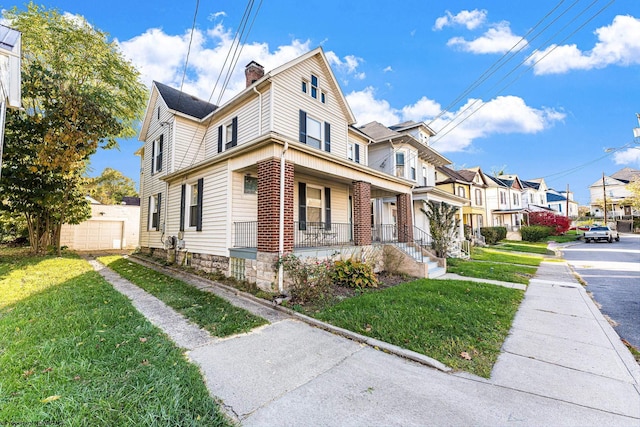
[99,255,267,337]
[471,247,544,266]
[446,258,536,284]
[0,248,228,426]
[494,241,553,255]
[313,279,524,378]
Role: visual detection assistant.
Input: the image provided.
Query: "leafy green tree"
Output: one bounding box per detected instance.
[0,3,147,255]
[421,201,460,258]
[85,168,138,205]
[627,177,640,213]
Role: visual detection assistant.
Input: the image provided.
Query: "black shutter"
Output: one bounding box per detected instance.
[148,195,152,230]
[157,134,163,172]
[156,193,162,231]
[217,125,223,153]
[298,182,306,230]
[355,144,360,163]
[196,178,204,231]
[324,187,331,230]
[151,140,155,174]
[324,122,331,152]
[299,110,307,143]
[231,117,238,147]
[180,184,186,231]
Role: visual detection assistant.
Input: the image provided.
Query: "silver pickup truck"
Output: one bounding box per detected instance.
[584,226,620,243]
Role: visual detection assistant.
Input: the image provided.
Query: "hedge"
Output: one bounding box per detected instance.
[480,226,507,245]
[521,225,553,242]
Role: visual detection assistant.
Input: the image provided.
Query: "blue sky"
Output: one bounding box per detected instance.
[9,0,640,205]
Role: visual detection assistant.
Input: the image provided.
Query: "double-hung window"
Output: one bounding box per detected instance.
[395,152,405,178]
[148,194,161,231]
[422,167,428,186]
[347,142,360,163]
[475,189,483,205]
[152,135,163,174]
[180,179,203,231]
[299,110,331,152]
[217,117,238,153]
[457,186,466,198]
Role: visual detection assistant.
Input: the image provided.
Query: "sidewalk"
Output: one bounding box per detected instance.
[89,256,640,426]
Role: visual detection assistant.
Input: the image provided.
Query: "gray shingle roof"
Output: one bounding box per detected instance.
[610,167,640,184]
[154,81,217,119]
[358,121,399,140]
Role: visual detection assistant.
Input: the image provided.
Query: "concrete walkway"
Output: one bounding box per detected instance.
[88,256,640,426]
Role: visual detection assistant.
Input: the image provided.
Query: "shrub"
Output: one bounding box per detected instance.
[528,211,571,235]
[276,254,333,305]
[480,227,507,245]
[331,259,379,291]
[521,225,553,242]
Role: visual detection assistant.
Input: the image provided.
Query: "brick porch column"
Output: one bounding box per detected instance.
[397,193,413,243]
[353,181,372,246]
[257,158,294,253]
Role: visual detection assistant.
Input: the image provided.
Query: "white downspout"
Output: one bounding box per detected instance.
[278,141,289,294]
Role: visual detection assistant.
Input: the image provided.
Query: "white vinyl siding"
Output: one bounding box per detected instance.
[271,57,349,159]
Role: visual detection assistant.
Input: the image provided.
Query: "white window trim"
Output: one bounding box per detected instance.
[148,194,159,230]
[152,137,162,173]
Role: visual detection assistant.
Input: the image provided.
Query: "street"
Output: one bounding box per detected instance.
[560,233,640,349]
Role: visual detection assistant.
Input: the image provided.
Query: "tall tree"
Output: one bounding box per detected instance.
[0,3,147,254]
[421,201,460,258]
[627,177,640,213]
[85,168,138,205]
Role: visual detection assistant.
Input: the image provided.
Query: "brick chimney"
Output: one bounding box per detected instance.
[245,61,264,88]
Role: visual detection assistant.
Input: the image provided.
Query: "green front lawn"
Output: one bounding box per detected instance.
[99,255,267,337]
[446,257,536,284]
[471,247,544,266]
[494,241,554,255]
[313,279,524,378]
[0,248,228,426]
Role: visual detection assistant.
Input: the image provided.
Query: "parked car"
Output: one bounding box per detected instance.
[584,226,620,243]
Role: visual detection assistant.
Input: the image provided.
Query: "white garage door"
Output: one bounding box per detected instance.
[73,220,123,250]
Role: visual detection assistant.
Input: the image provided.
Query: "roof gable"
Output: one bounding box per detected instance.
[268,47,356,124]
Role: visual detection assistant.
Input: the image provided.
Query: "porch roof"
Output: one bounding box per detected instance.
[492,208,526,214]
[412,186,469,206]
[463,206,486,215]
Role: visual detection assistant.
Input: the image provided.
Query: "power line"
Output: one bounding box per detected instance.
[430,0,614,147]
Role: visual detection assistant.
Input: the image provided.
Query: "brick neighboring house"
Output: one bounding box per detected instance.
[137,47,451,291]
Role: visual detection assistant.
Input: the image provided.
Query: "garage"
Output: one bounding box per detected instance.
[61,219,124,250]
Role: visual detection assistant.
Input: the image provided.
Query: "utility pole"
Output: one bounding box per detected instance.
[602,172,607,223]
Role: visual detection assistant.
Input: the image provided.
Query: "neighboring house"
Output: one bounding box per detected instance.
[360,120,466,245]
[476,172,524,230]
[137,47,447,291]
[545,188,579,218]
[0,24,21,176]
[60,197,140,250]
[520,177,548,210]
[434,166,485,241]
[589,167,640,218]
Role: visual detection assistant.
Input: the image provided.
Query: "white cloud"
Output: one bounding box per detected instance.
[346,89,564,153]
[434,9,487,31]
[528,15,640,75]
[447,22,525,54]
[613,148,640,166]
[346,87,401,126]
[383,66,393,73]
[326,52,365,80]
[208,11,226,21]
[119,22,312,103]
[430,96,565,152]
